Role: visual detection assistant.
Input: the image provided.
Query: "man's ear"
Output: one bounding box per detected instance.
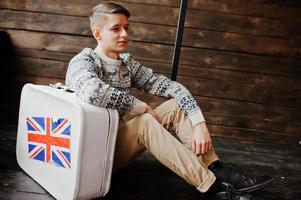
[92,27,101,41]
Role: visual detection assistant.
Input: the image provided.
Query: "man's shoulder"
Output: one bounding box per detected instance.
[69,48,99,65]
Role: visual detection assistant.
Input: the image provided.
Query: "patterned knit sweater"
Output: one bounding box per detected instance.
[65,47,205,126]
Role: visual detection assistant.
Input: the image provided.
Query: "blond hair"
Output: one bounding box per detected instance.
[89,2,130,28]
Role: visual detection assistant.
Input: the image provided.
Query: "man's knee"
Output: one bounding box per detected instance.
[135,113,161,143]
[139,112,158,124]
[156,98,179,114]
[165,98,177,107]
[137,112,163,135]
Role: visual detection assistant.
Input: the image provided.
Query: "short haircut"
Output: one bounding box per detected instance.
[89,2,131,28]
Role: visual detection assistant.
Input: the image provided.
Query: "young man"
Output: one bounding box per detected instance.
[65,2,273,200]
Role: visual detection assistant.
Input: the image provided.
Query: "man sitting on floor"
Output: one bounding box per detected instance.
[65,2,273,200]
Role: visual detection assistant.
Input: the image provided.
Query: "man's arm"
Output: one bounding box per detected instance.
[126,54,204,125]
[125,54,212,155]
[66,58,140,116]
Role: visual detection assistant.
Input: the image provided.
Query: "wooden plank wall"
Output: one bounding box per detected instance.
[1,0,301,146]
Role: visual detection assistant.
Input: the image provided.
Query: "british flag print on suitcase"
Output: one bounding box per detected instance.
[16,83,119,200]
[26,116,72,169]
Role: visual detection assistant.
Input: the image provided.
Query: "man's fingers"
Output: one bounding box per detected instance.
[152,110,162,124]
[201,142,206,155]
[195,143,201,155]
[206,141,211,154]
[208,141,212,152]
[201,140,211,155]
[156,115,163,124]
[191,141,196,154]
[204,142,208,154]
[205,143,209,154]
[148,109,162,124]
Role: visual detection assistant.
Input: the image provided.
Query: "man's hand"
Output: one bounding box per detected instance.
[191,122,212,156]
[144,105,162,124]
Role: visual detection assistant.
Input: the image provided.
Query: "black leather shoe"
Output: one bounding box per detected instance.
[211,165,274,193]
[213,182,252,200]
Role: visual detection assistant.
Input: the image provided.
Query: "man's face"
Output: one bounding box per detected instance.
[98,13,129,57]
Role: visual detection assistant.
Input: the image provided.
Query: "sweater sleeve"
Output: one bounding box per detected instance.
[126,55,205,126]
[65,56,135,116]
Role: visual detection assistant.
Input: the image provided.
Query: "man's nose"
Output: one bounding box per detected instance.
[121,28,128,38]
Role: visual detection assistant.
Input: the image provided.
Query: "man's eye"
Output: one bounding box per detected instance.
[112,28,119,31]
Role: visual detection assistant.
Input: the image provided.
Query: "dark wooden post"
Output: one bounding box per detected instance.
[170,0,187,81]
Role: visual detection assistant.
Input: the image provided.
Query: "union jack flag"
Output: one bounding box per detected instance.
[26,116,71,169]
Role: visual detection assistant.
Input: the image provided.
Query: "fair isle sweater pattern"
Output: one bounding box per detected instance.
[65,48,205,125]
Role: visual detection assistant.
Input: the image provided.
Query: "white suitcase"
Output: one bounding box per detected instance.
[16,83,119,199]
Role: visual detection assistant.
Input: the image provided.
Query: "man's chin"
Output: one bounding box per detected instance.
[118,46,128,52]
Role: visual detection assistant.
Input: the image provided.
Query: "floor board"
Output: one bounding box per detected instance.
[0,124,300,200]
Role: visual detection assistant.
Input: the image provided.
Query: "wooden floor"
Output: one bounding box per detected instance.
[0,124,300,200]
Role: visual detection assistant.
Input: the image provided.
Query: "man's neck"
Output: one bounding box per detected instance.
[94,45,122,66]
[95,44,119,59]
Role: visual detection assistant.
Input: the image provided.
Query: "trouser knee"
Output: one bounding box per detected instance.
[136,113,161,143]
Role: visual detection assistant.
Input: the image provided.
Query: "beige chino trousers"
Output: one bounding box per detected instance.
[113,99,219,192]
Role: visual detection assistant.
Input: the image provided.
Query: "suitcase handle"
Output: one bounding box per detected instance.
[49,82,75,93]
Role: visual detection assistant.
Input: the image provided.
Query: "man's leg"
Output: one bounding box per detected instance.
[154,99,219,167]
[113,112,216,193]
[154,99,273,194]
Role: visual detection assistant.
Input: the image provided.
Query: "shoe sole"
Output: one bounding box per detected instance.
[238,178,274,193]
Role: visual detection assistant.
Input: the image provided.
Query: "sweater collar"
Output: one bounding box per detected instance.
[94,45,122,66]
